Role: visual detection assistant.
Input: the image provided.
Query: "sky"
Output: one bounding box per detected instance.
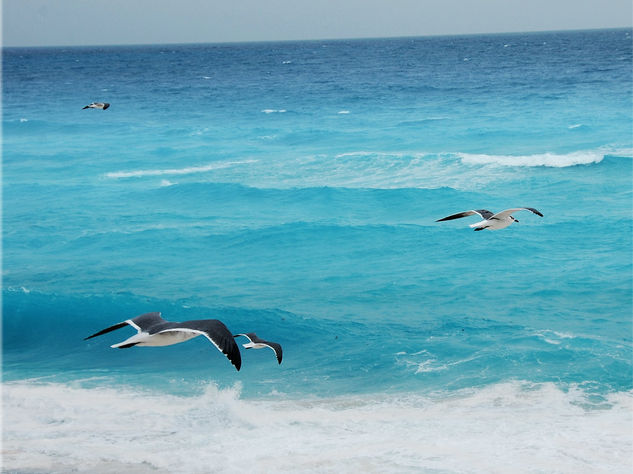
[2,0,632,47]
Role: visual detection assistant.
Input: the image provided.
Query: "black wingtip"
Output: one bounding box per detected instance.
[84,321,128,340]
[231,354,242,371]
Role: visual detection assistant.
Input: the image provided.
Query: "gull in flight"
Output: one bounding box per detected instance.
[83,102,110,110]
[436,208,543,231]
[234,333,283,364]
[85,312,242,371]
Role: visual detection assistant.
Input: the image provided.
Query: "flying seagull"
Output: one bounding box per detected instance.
[436,208,543,231]
[85,312,241,371]
[234,333,283,364]
[83,102,110,110]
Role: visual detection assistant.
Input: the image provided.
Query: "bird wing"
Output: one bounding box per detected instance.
[436,209,493,222]
[84,312,165,340]
[492,208,543,220]
[233,332,256,342]
[84,321,130,340]
[263,341,283,364]
[162,320,241,371]
[234,333,282,364]
[130,312,167,332]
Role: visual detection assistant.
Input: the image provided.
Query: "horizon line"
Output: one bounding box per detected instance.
[2,26,631,50]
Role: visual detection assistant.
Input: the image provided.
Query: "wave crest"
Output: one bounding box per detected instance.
[457,151,606,167]
[104,160,257,179]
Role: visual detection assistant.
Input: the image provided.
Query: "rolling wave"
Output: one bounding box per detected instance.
[457,150,607,167]
[104,160,257,179]
[100,149,629,191]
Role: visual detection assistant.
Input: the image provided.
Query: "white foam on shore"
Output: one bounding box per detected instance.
[4,380,632,473]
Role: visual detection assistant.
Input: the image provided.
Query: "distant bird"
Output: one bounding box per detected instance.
[85,312,241,371]
[234,333,283,364]
[436,208,543,231]
[83,102,110,110]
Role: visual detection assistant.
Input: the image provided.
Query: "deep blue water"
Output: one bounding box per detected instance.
[3,29,632,472]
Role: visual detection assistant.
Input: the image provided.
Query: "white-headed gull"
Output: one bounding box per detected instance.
[83,102,110,110]
[234,333,283,364]
[85,312,241,371]
[436,208,543,231]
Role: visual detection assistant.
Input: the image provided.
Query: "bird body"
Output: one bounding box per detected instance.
[83,102,110,110]
[436,208,543,231]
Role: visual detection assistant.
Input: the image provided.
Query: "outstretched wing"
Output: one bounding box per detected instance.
[84,312,165,340]
[262,340,283,364]
[436,209,493,222]
[84,321,130,340]
[235,333,283,364]
[492,208,543,220]
[169,319,242,371]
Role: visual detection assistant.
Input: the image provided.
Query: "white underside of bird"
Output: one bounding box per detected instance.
[436,207,543,231]
[111,328,203,348]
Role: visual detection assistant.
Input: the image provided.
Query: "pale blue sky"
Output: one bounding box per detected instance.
[3,0,632,47]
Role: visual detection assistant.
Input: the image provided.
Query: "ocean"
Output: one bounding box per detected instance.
[2,29,632,472]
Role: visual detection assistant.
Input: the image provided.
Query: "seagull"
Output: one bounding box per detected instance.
[83,102,110,110]
[436,208,543,231]
[85,312,241,371]
[234,333,283,364]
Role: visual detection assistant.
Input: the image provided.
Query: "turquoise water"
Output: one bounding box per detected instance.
[3,29,632,472]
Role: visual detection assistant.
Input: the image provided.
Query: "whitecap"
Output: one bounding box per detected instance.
[457,150,605,167]
[534,329,576,345]
[104,160,257,179]
[414,359,447,373]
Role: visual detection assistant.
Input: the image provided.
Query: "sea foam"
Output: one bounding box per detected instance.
[3,381,631,473]
[104,160,257,179]
[457,151,606,167]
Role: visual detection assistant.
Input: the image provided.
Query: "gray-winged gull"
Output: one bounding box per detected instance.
[85,312,241,371]
[436,208,543,231]
[83,102,110,110]
[234,332,283,364]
